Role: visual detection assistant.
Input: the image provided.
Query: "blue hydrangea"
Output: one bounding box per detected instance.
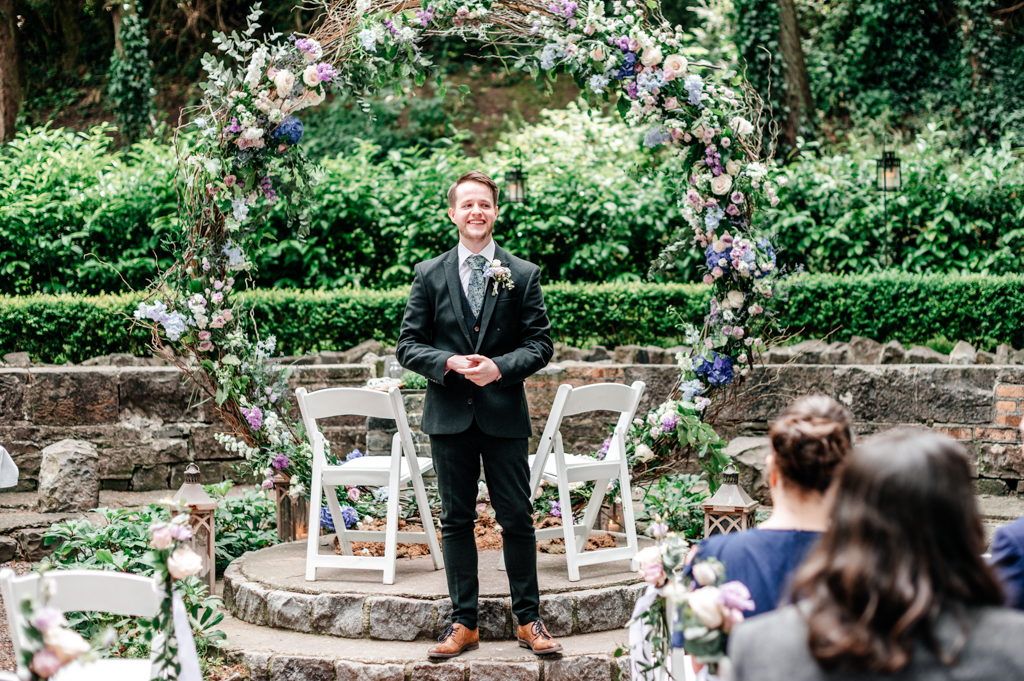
[694,352,734,386]
[705,243,729,272]
[345,448,364,461]
[539,44,565,70]
[643,126,670,148]
[637,69,667,92]
[679,379,705,403]
[358,29,377,52]
[273,116,304,146]
[321,505,360,530]
[589,74,610,94]
[320,506,335,531]
[756,238,777,278]
[704,204,725,231]
[684,74,704,106]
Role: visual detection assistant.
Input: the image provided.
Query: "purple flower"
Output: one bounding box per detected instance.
[228,117,243,134]
[705,243,730,273]
[550,501,562,518]
[260,176,278,203]
[261,478,274,490]
[624,80,639,99]
[415,5,435,26]
[342,505,359,528]
[320,506,335,530]
[169,523,193,541]
[661,414,679,432]
[242,406,264,430]
[345,449,364,462]
[718,581,755,611]
[597,438,611,460]
[316,62,339,83]
[694,351,735,387]
[30,606,66,632]
[271,452,290,471]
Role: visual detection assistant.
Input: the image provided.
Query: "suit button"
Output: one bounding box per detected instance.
[467,398,473,405]
[474,326,480,332]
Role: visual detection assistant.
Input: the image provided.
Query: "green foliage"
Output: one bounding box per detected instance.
[0,124,178,295]
[402,371,429,389]
[205,481,278,574]
[8,273,1024,361]
[638,474,708,541]
[771,127,1024,274]
[40,506,225,652]
[107,9,155,144]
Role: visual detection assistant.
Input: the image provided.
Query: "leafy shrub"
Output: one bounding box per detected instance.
[5,273,1024,362]
[206,481,278,574]
[771,127,1024,276]
[638,474,708,541]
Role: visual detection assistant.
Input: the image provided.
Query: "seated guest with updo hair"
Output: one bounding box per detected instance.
[729,430,1024,680]
[684,395,853,617]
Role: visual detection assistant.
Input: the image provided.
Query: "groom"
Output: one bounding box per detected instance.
[397,171,561,659]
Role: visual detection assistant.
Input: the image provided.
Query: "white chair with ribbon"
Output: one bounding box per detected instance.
[514,380,646,582]
[0,568,200,681]
[296,385,443,584]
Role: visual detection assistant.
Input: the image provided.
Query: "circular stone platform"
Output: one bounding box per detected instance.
[224,535,650,642]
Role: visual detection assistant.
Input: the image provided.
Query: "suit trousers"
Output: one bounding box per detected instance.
[429,420,540,629]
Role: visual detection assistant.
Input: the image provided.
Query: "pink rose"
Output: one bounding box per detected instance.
[712,266,723,278]
[30,649,63,678]
[150,526,173,550]
[703,274,714,285]
[262,478,274,490]
[210,315,225,329]
[222,310,234,322]
[664,96,679,110]
[641,562,666,586]
[198,331,212,341]
[347,487,360,502]
[211,292,223,304]
[198,340,214,352]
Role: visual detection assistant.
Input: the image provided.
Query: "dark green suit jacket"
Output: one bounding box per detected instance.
[396,243,553,439]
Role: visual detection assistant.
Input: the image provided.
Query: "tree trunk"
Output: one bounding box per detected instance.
[54,0,84,71]
[776,0,815,148]
[0,0,23,142]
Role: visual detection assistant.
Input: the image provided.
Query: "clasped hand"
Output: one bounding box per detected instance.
[446,354,501,386]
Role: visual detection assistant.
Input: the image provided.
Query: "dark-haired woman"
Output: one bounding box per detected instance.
[729,430,1024,680]
[684,395,853,618]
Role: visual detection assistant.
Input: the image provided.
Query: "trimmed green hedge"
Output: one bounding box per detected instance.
[3,273,1023,364]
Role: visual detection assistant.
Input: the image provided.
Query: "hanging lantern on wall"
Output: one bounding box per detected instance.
[703,466,759,537]
[504,148,528,205]
[170,462,218,591]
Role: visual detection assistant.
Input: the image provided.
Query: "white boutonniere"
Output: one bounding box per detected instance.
[486,259,515,295]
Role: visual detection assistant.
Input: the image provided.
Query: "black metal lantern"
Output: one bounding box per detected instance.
[504,148,528,205]
[876,150,902,193]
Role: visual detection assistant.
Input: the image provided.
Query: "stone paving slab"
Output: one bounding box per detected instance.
[977,494,1024,521]
[239,536,647,599]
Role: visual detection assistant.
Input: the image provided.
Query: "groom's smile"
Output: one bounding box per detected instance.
[449,180,499,250]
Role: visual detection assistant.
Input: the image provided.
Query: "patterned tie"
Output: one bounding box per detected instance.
[467,254,488,317]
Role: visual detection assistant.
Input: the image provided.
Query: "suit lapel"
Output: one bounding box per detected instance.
[474,245,505,352]
[443,249,474,349]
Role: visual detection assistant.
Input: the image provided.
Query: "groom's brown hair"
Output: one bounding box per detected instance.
[447,171,499,209]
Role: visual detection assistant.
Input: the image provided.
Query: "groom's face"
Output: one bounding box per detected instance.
[449,180,498,246]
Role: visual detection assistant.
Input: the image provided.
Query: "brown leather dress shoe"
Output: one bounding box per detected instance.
[428,624,480,659]
[516,619,563,655]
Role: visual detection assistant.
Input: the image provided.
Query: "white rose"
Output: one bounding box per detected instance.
[242,127,264,141]
[725,160,742,176]
[634,545,664,569]
[167,545,204,580]
[640,45,663,67]
[692,562,719,587]
[693,124,706,140]
[663,53,687,75]
[590,47,605,62]
[710,173,733,195]
[302,64,320,87]
[731,116,755,137]
[726,290,745,309]
[268,109,284,123]
[43,627,90,664]
[274,70,296,99]
[688,586,724,629]
[635,443,655,462]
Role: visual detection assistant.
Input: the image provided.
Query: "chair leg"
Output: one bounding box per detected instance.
[576,478,609,555]
[305,470,324,582]
[619,463,640,570]
[556,476,580,582]
[383,467,402,585]
[408,472,444,571]
[325,485,352,555]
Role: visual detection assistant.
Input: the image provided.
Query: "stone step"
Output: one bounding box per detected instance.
[220,610,632,681]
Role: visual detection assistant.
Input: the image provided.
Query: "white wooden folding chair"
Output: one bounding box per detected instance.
[0,569,166,681]
[522,381,646,582]
[295,386,443,584]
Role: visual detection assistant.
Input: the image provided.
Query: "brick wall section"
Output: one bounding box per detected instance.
[2,363,1024,492]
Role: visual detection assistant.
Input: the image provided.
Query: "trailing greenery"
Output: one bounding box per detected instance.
[107,8,155,144]
[206,481,278,574]
[771,127,1024,274]
[6,273,1024,362]
[638,473,708,541]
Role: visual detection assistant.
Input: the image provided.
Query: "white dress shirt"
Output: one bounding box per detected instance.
[457,239,496,299]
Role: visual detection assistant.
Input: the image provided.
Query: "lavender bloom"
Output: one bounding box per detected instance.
[661,414,679,432]
[345,448,364,461]
[624,80,639,99]
[341,505,359,528]
[242,406,264,430]
[273,116,304,145]
[644,125,670,148]
[271,452,290,471]
[227,117,243,134]
[317,63,339,83]
[550,501,562,517]
[222,241,246,268]
[320,506,334,530]
[684,74,704,106]
[694,351,735,387]
[589,74,610,94]
[260,177,277,203]
[597,438,611,460]
[30,606,67,632]
[358,29,377,52]
[415,5,435,26]
[539,44,565,70]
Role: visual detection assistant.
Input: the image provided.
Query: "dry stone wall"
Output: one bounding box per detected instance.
[2,362,1023,494]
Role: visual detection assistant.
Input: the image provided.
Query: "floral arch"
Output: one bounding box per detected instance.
[133,0,785,501]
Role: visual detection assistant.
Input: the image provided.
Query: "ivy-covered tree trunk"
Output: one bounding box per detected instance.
[776,0,814,148]
[0,0,23,141]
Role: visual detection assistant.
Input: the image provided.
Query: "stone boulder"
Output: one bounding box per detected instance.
[584,345,610,362]
[977,350,997,365]
[341,340,384,364]
[848,336,883,364]
[906,345,948,364]
[3,352,30,368]
[879,341,907,364]
[614,345,644,364]
[949,341,977,365]
[38,439,100,513]
[724,437,771,503]
[996,344,1014,365]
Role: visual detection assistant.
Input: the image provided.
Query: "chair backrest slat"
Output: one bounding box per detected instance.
[296,387,397,421]
[560,383,642,417]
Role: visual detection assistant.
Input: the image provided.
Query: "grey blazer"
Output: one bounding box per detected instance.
[728,604,1024,681]
[396,243,553,439]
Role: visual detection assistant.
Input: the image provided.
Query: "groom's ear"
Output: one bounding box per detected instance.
[448,206,456,223]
